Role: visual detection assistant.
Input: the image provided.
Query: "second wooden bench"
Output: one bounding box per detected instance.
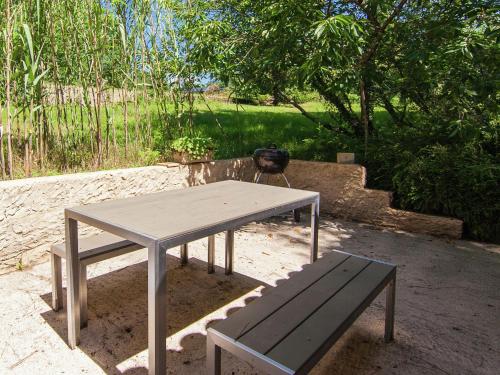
[207,250,396,374]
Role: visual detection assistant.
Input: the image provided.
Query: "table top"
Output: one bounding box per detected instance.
[66,180,319,246]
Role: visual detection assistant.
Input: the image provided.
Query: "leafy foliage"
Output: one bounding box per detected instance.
[185,0,499,242]
[171,136,214,159]
[393,144,500,242]
[1,0,498,242]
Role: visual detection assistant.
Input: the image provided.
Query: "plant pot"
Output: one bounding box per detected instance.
[171,150,214,164]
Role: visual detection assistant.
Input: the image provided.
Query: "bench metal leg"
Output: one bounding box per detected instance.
[66,217,80,349]
[207,333,221,375]
[385,277,396,342]
[180,243,188,265]
[51,253,63,311]
[225,230,234,275]
[208,235,215,274]
[80,264,88,328]
[310,197,319,263]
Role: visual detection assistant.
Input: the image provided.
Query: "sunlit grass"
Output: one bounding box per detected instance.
[2,97,393,178]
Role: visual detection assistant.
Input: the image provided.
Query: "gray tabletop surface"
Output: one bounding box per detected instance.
[66,180,318,242]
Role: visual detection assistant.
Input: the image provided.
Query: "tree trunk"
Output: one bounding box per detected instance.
[313,76,363,137]
[123,88,129,157]
[111,88,117,159]
[23,108,30,177]
[360,78,370,155]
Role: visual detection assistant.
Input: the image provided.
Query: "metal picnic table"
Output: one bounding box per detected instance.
[63,180,320,374]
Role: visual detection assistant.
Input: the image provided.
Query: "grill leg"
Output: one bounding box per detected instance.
[180,243,188,265]
[280,173,300,222]
[385,277,396,342]
[208,235,215,274]
[254,171,262,183]
[207,333,221,375]
[280,173,291,188]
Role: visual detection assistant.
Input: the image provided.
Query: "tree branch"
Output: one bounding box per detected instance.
[277,91,336,132]
[312,77,363,136]
[358,0,409,66]
[326,0,333,17]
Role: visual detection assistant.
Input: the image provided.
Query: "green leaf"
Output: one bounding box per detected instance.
[22,23,35,64]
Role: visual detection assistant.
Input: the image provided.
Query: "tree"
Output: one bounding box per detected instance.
[187,0,498,151]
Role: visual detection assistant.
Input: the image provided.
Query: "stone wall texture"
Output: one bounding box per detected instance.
[0,167,185,274]
[0,158,462,273]
[184,158,463,240]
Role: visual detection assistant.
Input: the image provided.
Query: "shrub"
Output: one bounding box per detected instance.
[392,144,500,242]
[138,148,161,165]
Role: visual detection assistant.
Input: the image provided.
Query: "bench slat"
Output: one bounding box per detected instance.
[51,232,136,260]
[238,256,371,354]
[213,251,351,340]
[266,261,395,373]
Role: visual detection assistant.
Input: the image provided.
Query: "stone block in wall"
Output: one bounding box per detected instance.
[337,153,356,164]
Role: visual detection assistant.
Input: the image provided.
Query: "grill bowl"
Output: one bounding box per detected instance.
[253,145,289,174]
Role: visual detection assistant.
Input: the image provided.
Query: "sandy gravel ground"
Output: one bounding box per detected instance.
[0,215,499,375]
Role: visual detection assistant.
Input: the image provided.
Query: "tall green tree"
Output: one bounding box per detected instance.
[187,0,498,147]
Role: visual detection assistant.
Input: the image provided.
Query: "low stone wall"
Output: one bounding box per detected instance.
[0,167,185,273]
[0,158,462,273]
[279,160,463,238]
[183,158,463,239]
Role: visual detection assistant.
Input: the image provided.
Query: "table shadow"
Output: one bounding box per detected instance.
[39,254,270,374]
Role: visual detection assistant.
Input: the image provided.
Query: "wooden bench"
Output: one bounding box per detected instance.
[51,232,235,327]
[207,251,396,374]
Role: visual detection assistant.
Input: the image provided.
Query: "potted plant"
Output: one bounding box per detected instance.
[170,136,214,164]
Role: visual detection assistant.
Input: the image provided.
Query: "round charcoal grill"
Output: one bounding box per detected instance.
[253,144,289,175]
[252,144,300,222]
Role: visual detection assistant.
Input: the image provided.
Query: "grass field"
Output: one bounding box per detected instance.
[187,100,332,159]
[2,97,392,178]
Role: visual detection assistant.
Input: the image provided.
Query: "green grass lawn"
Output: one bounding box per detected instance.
[1,97,392,177]
[188,99,391,161]
[189,100,333,159]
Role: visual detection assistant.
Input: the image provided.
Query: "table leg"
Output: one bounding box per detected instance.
[385,276,396,343]
[225,230,234,275]
[180,243,188,265]
[208,235,215,274]
[51,253,63,311]
[148,242,167,375]
[65,217,80,349]
[310,198,319,263]
[80,264,88,328]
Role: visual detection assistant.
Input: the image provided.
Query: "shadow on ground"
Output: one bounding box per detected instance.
[0,216,496,374]
[39,255,270,374]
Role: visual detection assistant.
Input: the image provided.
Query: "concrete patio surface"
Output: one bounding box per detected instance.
[0,215,499,374]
